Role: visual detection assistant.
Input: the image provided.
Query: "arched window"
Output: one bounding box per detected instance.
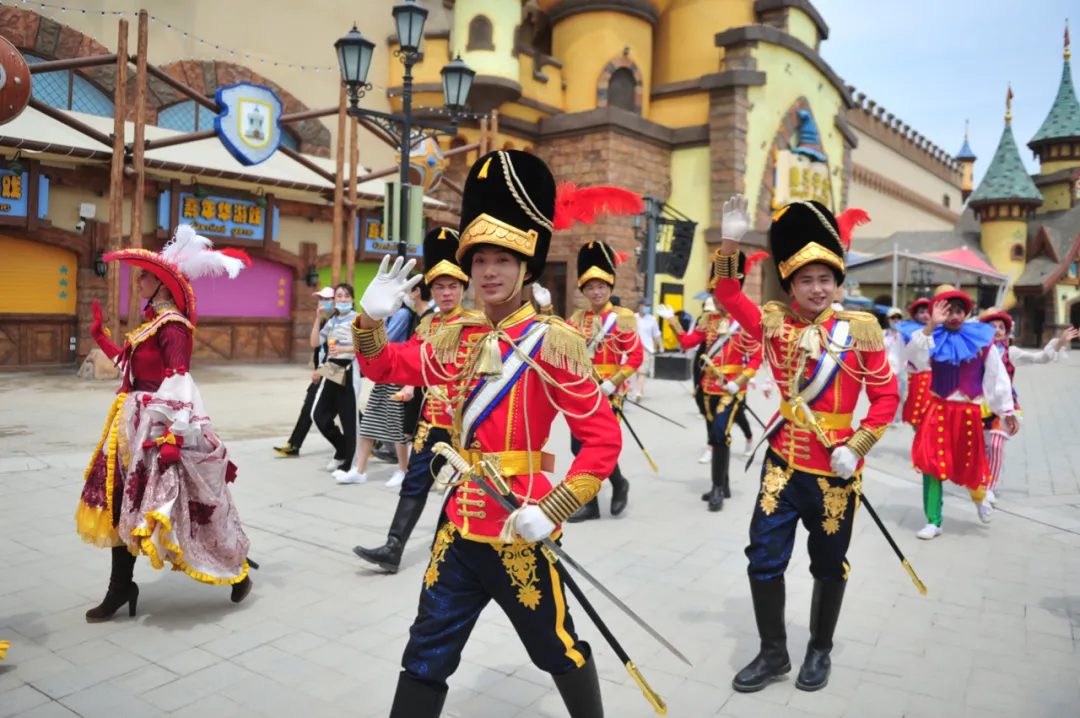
[156,99,300,149]
[23,54,114,118]
[467,15,495,51]
[608,68,637,113]
[1010,243,1025,261]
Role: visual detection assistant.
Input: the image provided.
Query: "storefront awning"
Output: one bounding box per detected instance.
[0,106,445,207]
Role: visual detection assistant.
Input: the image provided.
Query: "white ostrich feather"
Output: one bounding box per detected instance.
[161,224,247,280]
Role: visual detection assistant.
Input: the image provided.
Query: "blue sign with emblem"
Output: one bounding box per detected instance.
[214,82,284,166]
[355,216,423,256]
[0,169,49,219]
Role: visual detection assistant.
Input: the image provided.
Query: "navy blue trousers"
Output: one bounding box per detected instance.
[399,426,452,500]
[745,450,859,583]
[401,517,590,690]
[707,393,746,447]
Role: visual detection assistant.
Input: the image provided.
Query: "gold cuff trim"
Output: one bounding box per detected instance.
[577,266,615,288]
[845,425,887,458]
[457,213,539,262]
[538,482,584,525]
[713,251,740,280]
[424,259,469,284]
[777,242,844,280]
[352,320,388,358]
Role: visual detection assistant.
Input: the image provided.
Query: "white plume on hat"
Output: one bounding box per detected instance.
[161,224,250,280]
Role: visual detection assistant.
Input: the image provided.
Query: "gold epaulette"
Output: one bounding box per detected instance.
[612,305,637,334]
[426,314,486,365]
[534,315,592,379]
[835,310,885,352]
[569,309,585,328]
[415,313,436,340]
[761,301,789,339]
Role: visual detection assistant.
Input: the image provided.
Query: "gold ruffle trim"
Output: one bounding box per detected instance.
[130,509,249,586]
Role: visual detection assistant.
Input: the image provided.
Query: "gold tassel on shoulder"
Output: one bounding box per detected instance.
[761,302,786,339]
[842,313,886,352]
[427,323,465,366]
[539,320,592,379]
[475,331,504,376]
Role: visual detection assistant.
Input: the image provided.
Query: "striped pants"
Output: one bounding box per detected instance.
[984,428,1008,493]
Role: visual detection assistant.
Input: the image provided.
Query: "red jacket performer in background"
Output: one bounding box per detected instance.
[562,240,643,522]
[350,149,641,717]
[658,250,767,512]
[712,195,899,694]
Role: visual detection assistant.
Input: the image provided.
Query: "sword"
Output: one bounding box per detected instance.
[613,405,658,473]
[786,402,928,596]
[622,398,688,429]
[740,400,768,431]
[432,443,689,707]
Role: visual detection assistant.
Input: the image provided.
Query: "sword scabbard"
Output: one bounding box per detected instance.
[903,559,928,596]
[626,661,668,715]
[642,449,659,474]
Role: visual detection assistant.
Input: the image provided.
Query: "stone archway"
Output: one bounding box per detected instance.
[596,56,643,115]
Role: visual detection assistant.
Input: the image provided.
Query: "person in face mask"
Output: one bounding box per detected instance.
[275,288,336,457]
[310,283,361,473]
[632,298,662,400]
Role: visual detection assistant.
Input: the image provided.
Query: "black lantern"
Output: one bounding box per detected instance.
[392,0,428,55]
[441,55,475,113]
[93,251,108,278]
[305,265,319,287]
[335,24,376,98]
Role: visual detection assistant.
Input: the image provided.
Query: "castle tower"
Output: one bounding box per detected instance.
[955,120,977,202]
[451,0,522,113]
[968,86,1044,307]
[537,0,671,115]
[1027,21,1080,214]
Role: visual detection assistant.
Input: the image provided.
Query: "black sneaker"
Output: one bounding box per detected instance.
[273,443,300,457]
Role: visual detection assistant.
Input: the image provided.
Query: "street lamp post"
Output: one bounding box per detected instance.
[335,1,475,258]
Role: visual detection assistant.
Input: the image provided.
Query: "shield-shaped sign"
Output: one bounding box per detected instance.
[214,82,284,166]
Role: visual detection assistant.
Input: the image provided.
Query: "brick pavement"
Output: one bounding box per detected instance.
[1,357,1078,717]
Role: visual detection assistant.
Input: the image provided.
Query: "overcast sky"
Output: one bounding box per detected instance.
[812,0,1074,185]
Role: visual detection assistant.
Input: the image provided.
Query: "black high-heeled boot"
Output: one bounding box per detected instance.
[86,546,139,623]
[732,577,790,692]
[552,650,604,717]
[609,465,629,517]
[706,443,729,511]
[353,496,427,573]
[388,672,447,718]
[566,497,601,523]
[796,579,847,691]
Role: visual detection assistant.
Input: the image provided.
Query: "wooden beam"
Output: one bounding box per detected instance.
[128,10,150,328]
[29,54,117,74]
[275,198,335,222]
[107,20,129,342]
[439,176,464,196]
[330,85,346,286]
[479,116,489,156]
[357,117,399,150]
[28,98,113,147]
[443,141,480,159]
[345,116,359,282]
[143,129,217,151]
[490,109,499,150]
[280,107,338,125]
[278,145,335,184]
[142,64,219,113]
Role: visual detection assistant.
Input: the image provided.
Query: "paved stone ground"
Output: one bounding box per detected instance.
[1,355,1079,718]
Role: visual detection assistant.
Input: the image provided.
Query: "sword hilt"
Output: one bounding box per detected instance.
[626,661,668,715]
[432,442,510,495]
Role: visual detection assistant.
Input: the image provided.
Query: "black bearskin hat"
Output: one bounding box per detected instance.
[576,241,627,289]
[768,201,869,291]
[423,226,468,288]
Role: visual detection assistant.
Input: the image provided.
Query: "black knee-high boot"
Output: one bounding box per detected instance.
[608,464,629,517]
[353,496,427,573]
[732,577,790,692]
[796,579,847,691]
[389,673,447,718]
[86,545,139,623]
[566,496,601,523]
[552,650,604,717]
[705,443,728,511]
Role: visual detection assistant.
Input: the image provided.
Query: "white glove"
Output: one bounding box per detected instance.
[532,285,552,307]
[655,304,675,321]
[514,505,556,542]
[359,255,424,321]
[721,194,750,242]
[830,446,859,480]
[723,381,740,395]
[703,297,717,313]
[600,380,617,396]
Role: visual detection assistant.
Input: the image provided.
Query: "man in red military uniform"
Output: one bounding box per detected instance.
[563,241,643,522]
[351,149,641,717]
[352,227,481,573]
[712,195,899,694]
[657,250,767,511]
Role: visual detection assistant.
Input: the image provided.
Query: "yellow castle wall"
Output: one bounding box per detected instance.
[786,9,820,50]
[551,11,654,115]
[653,0,754,85]
[656,146,712,314]
[648,94,710,128]
[451,0,520,83]
[1036,182,1073,213]
[981,219,1028,307]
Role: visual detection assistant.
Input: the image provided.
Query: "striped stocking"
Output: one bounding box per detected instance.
[986,431,1007,493]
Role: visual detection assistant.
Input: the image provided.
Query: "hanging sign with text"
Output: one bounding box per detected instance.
[158,189,279,241]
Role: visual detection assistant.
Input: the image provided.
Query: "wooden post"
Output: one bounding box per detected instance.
[479,116,489,156]
[490,109,499,150]
[345,116,359,283]
[127,10,149,328]
[330,85,347,286]
[107,19,129,341]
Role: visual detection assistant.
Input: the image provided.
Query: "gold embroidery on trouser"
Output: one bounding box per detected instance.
[424,522,456,589]
[413,422,431,453]
[496,542,542,610]
[817,477,855,535]
[760,459,791,515]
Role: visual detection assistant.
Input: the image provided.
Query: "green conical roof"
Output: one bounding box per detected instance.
[1029,56,1080,145]
[969,121,1042,204]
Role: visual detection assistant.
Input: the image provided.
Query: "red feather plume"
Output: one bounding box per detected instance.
[613,251,629,266]
[553,182,645,231]
[744,251,769,273]
[835,208,870,250]
[218,248,253,267]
